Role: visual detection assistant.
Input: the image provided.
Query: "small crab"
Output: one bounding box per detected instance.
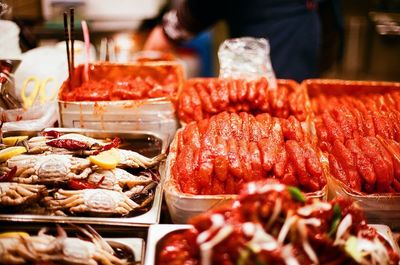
[0,154,92,185]
[48,188,140,216]
[0,225,128,265]
[116,149,165,169]
[31,226,128,265]
[0,182,47,207]
[86,168,155,191]
[26,133,116,155]
[0,233,38,264]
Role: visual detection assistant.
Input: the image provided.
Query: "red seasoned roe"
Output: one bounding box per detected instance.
[61,75,177,101]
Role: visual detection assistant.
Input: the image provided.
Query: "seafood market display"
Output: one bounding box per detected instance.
[156,181,400,265]
[0,225,137,265]
[171,111,326,195]
[308,81,400,194]
[177,78,307,123]
[0,130,163,217]
[59,63,183,101]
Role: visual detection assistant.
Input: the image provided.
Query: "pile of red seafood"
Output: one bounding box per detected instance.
[313,91,400,152]
[172,111,326,194]
[177,78,307,123]
[59,63,182,101]
[60,75,178,101]
[311,88,400,193]
[156,181,399,265]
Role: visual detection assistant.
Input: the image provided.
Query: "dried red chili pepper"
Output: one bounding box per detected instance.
[46,139,88,150]
[93,137,121,155]
[68,176,105,190]
[101,137,121,151]
[0,166,17,182]
[41,130,62,138]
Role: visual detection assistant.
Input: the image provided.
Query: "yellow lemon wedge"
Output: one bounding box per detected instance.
[89,148,120,169]
[2,136,29,146]
[0,146,27,162]
[0,232,30,238]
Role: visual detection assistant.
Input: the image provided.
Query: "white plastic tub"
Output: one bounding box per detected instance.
[164,129,327,224]
[58,62,183,143]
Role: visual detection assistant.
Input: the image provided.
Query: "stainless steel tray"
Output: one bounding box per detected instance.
[0,128,167,227]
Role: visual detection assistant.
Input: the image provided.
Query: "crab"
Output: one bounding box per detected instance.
[0,182,47,207]
[116,149,165,169]
[0,226,128,265]
[48,188,140,216]
[31,226,128,265]
[0,233,38,264]
[0,154,92,185]
[86,168,155,191]
[26,133,110,155]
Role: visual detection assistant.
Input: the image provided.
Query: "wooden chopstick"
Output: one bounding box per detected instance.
[63,11,72,85]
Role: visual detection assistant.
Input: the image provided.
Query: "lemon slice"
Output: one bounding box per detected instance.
[89,148,120,169]
[0,232,30,238]
[2,136,29,146]
[0,146,27,162]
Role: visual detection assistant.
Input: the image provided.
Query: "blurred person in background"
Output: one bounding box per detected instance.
[144,0,343,82]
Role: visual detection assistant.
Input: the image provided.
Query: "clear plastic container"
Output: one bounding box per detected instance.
[303,78,400,115]
[304,79,400,230]
[58,62,184,143]
[164,129,327,224]
[326,168,400,230]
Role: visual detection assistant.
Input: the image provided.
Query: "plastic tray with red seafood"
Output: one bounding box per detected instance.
[176,78,309,124]
[303,79,400,229]
[164,111,327,223]
[58,62,184,143]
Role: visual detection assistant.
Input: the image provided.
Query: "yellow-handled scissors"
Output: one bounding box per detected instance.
[20,76,58,109]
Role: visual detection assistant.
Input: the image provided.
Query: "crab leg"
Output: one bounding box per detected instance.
[117,149,165,169]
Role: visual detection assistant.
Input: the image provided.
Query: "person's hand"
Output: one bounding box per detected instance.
[143,25,175,52]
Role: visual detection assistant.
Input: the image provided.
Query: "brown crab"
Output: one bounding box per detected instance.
[0,154,92,185]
